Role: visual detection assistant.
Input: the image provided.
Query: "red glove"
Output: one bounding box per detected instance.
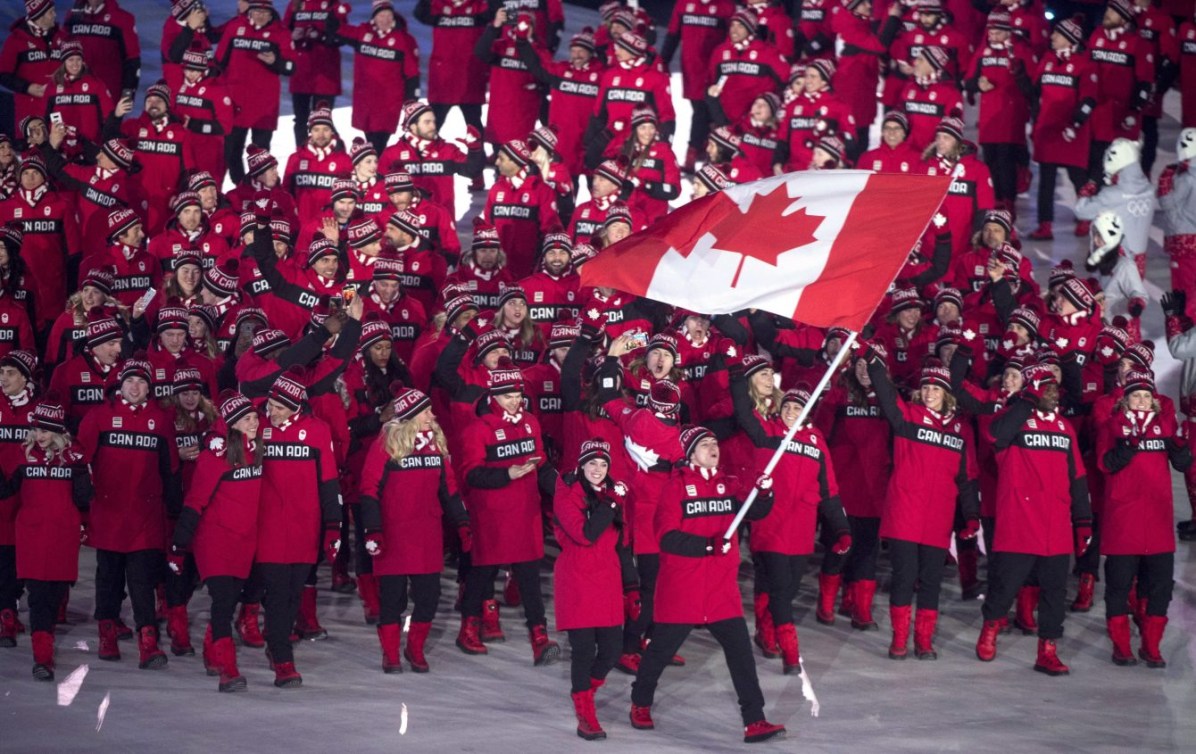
[1074,524,1093,558]
[364,530,384,557]
[1158,165,1178,197]
[1078,181,1099,198]
[959,519,980,540]
[581,303,606,335]
[460,125,482,151]
[79,513,89,545]
[831,532,852,555]
[457,525,473,554]
[1127,297,1145,318]
[624,589,642,622]
[717,337,742,365]
[253,188,273,223]
[167,545,186,575]
[322,528,341,563]
[706,537,734,556]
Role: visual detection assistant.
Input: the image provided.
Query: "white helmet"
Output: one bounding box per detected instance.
[1103,138,1140,178]
[1179,127,1196,163]
[1087,210,1124,267]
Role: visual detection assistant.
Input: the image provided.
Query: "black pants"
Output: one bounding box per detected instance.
[1036,163,1089,223]
[95,549,161,629]
[1104,553,1173,617]
[379,573,441,625]
[982,552,1069,639]
[754,551,808,626]
[623,552,659,652]
[351,505,372,576]
[291,95,335,149]
[0,545,16,612]
[365,131,391,155]
[259,562,309,664]
[1141,116,1159,175]
[632,618,766,725]
[982,516,997,584]
[430,103,484,136]
[462,560,545,628]
[26,580,67,634]
[205,575,245,641]
[241,566,264,604]
[983,143,1021,202]
[164,552,198,608]
[688,99,712,152]
[226,127,274,184]
[888,539,946,610]
[838,516,881,582]
[567,626,622,693]
[1075,514,1101,576]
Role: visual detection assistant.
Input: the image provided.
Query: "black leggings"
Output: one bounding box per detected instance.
[982,552,1069,639]
[887,539,946,610]
[205,575,245,641]
[258,562,309,664]
[840,516,881,582]
[430,103,484,135]
[983,143,1023,202]
[688,99,712,152]
[1141,116,1159,175]
[365,131,391,155]
[567,626,622,693]
[1104,553,1173,618]
[379,573,441,625]
[754,551,808,626]
[95,549,162,629]
[623,552,659,652]
[1036,163,1089,223]
[631,618,766,725]
[226,127,274,184]
[26,580,68,634]
[462,560,545,628]
[0,545,15,612]
[291,95,336,149]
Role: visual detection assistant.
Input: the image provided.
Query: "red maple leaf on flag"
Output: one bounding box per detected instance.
[705,182,824,287]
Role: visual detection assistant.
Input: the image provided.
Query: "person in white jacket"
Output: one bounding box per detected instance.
[1159,129,1196,318]
[1086,210,1148,341]
[1075,139,1158,278]
[1162,288,1196,541]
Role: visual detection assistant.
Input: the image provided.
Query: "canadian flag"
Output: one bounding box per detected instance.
[580,171,952,331]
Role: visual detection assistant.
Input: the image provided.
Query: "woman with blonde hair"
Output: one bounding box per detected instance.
[358,388,472,673]
[1,399,91,681]
[45,267,125,370]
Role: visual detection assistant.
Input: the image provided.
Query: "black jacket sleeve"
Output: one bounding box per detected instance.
[172,506,201,550]
[660,529,716,556]
[72,466,93,512]
[438,467,471,527]
[989,396,1033,449]
[867,360,906,431]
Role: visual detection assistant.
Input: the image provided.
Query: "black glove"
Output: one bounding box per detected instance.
[1162,290,1187,318]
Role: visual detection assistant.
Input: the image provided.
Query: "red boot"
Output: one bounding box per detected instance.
[31,630,54,681]
[957,548,982,600]
[235,603,266,647]
[643,637,684,667]
[816,573,841,625]
[629,704,655,730]
[976,619,1001,661]
[202,624,220,676]
[615,650,640,674]
[914,609,938,660]
[98,619,121,661]
[571,689,606,741]
[481,599,505,643]
[744,720,787,743]
[529,624,561,666]
[776,622,800,675]
[851,580,879,630]
[838,579,856,617]
[1033,638,1069,676]
[1138,615,1168,668]
[294,586,328,640]
[1015,586,1040,634]
[166,605,194,656]
[273,660,303,688]
[455,616,488,655]
[137,626,168,670]
[330,557,356,594]
[377,623,403,674]
[502,571,522,607]
[752,593,779,659]
[357,573,381,625]
[404,621,432,672]
[888,605,911,659]
[1028,222,1054,240]
[212,637,247,692]
[1106,615,1137,666]
[113,617,134,641]
[0,608,16,647]
[1070,573,1095,613]
[1074,220,1091,237]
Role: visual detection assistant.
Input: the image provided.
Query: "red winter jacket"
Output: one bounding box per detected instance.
[380,133,480,214]
[777,89,856,170]
[46,74,113,144]
[1031,49,1099,170]
[1179,22,1196,128]
[1086,27,1154,142]
[899,78,963,153]
[79,243,161,308]
[988,398,1091,556]
[593,60,676,144]
[48,351,120,429]
[710,38,787,124]
[121,114,192,235]
[654,465,771,624]
[475,26,545,145]
[921,147,995,257]
[0,19,67,125]
[258,411,340,564]
[964,41,1034,145]
[0,187,79,327]
[815,386,892,518]
[214,14,296,130]
[884,24,970,107]
[339,20,420,134]
[483,171,560,278]
[359,435,469,575]
[414,0,490,105]
[869,361,978,548]
[283,142,352,230]
[522,44,604,177]
[0,291,36,360]
[831,10,900,127]
[64,0,141,98]
[0,395,33,547]
[859,140,922,174]
[664,0,734,100]
[285,0,350,97]
[178,435,263,579]
[552,473,630,630]
[175,75,235,181]
[8,446,90,583]
[78,398,181,553]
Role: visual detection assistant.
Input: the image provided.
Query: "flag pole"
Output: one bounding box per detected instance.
[722,330,859,542]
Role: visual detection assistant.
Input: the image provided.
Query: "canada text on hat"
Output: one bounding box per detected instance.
[350,137,376,166]
[87,312,123,348]
[101,139,135,171]
[30,399,66,433]
[359,316,392,353]
[594,158,628,188]
[306,237,339,268]
[529,125,559,153]
[269,370,308,410]
[549,322,581,349]
[742,353,773,379]
[391,387,431,423]
[106,207,140,242]
[577,438,611,468]
[204,259,239,297]
[246,146,277,178]
[614,29,648,57]
[385,171,415,193]
[500,139,532,169]
[330,178,359,204]
[919,366,951,390]
[156,303,189,333]
[680,424,715,459]
[251,328,290,356]
[388,209,421,237]
[890,287,924,313]
[1009,307,1040,336]
[696,164,733,193]
[172,366,205,394]
[475,329,513,362]
[444,295,478,324]
[401,100,432,130]
[0,350,36,382]
[219,390,255,427]
[348,218,382,248]
[119,357,154,385]
[487,365,524,395]
[648,379,681,415]
[372,254,403,281]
